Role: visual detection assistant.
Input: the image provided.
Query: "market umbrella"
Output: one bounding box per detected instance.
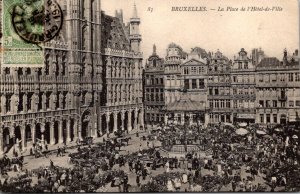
[239,122,248,127]
[236,128,248,135]
[256,130,266,135]
[274,128,282,132]
[292,135,298,139]
[223,122,235,128]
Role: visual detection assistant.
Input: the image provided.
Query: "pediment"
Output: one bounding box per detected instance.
[181,59,206,66]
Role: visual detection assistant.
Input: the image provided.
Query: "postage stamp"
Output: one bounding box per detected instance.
[2,0,63,67]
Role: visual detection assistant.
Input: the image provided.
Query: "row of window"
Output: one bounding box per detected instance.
[145,78,164,85]
[209,87,231,95]
[258,73,300,82]
[208,76,230,83]
[209,100,231,108]
[183,66,206,75]
[233,100,255,109]
[260,114,279,123]
[146,88,164,93]
[145,93,164,102]
[232,88,255,95]
[232,75,255,83]
[184,79,205,89]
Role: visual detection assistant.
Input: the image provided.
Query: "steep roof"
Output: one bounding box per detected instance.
[257,57,281,68]
[101,13,130,51]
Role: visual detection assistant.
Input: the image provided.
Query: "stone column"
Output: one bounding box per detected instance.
[134,111,138,130]
[23,94,27,112]
[128,111,132,131]
[66,119,71,143]
[204,113,209,128]
[78,123,83,141]
[0,131,3,155]
[50,121,55,145]
[31,125,36,144]
[114,113,118,132]
[181,113,185,125]
[73,119,78,140]
[20,126,26,150]
[140,109,144,129]
[121,112,125,131]
[58,120,63,143]
[106,114,110,134]
[98,114,102,136]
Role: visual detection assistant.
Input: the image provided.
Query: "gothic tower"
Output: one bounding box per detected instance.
[129,3,141,53]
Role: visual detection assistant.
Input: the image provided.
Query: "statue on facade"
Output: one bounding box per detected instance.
[51,93,57,109]
[59,92,64,108]
[1,95,6,113]
[31,93,39,111]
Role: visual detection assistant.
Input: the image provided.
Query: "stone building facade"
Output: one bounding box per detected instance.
[256,49,300,125]
[0,1,144,154]
[207,50,232,124]
[231,48,256,123]
[144,45,165,125]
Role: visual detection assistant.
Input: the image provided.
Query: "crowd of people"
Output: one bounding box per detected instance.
[0,122,299,192]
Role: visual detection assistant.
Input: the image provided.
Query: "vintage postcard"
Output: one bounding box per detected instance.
[0,0,299,193]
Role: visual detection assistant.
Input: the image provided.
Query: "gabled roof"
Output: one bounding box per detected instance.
[181,58,206,66]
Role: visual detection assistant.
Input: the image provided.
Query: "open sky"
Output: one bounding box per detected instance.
[102,0,299,60]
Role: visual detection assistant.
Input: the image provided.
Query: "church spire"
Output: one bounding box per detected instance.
[132,2,138,18]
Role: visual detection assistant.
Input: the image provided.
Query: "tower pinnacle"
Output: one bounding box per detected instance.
[132,2,138,18]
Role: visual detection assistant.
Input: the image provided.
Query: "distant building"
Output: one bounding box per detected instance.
[256,49,300,126]
[144,45,165,125]
[207,50,232,124]
[231,48,256,124]
[252,48,265,66]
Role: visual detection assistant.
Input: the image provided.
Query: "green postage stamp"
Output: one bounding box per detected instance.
[1,0,63,67]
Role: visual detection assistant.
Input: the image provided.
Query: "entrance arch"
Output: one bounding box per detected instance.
[101,114,107,135]
[81,111,91,138]
[35,123,42,144]
[25,125,32,147]
[131,110,135,130]
[44,123,51,144]
[117,112,122,132]
[124,112,128,131]
[54,121,59,144]
[3,127,13,153]
[109,113,114,133]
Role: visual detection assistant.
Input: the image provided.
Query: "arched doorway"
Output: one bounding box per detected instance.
[54,121,59,144]
[70,119,75,141]
[131,110,135,130]
[25,125,32,147]
[117,112,122,132]
[81,111,91,138]
[44,123,51,144]
[35,123,42,144]
[3,128,13,153]
[280,114,287,124]
[101,114,107,135]
[124,112,128,131]
[109,113,114,133]
[14,126,21,143]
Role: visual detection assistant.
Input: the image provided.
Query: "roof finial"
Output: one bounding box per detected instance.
[132,2,138,18]
[153,44,156,55]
